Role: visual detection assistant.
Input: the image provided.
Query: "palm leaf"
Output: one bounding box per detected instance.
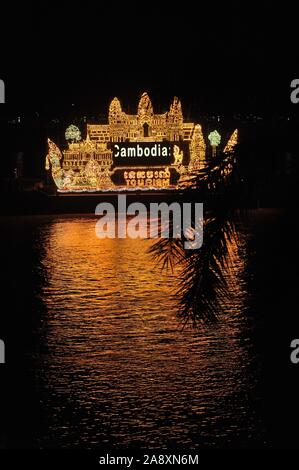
[148,148,245,327]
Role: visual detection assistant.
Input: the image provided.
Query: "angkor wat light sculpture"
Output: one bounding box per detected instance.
[45,92,238,192]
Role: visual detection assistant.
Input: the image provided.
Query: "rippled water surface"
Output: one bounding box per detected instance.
[1,215,263,449]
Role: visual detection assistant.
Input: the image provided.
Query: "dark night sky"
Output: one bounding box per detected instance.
[1,2,299,115]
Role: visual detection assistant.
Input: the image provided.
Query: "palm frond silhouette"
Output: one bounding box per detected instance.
[148,150,244,326]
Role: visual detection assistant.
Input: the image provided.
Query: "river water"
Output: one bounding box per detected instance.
[0,212,279,449]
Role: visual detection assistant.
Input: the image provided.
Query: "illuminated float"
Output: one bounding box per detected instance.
[45,92,238,192]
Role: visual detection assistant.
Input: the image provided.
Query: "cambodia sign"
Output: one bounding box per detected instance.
[110,142,173,166]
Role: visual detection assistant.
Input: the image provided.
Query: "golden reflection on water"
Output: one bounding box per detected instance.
[34,215,259,449]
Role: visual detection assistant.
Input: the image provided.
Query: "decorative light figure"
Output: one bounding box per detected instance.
[65,124,81,143]
[224,129,238,153]
[208,130,221,157]
[189,124,206,171]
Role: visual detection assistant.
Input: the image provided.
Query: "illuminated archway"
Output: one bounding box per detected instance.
[143,122,149,137]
